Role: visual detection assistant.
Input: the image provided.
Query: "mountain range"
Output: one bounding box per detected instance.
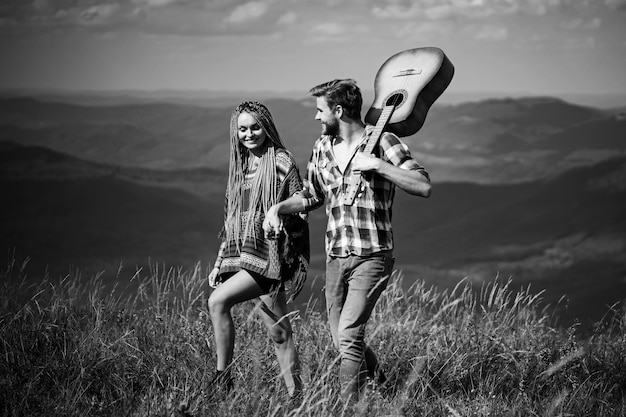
[2,95,624,184]
[1,95,625,330]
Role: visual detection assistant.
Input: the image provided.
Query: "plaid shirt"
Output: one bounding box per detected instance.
[302,125,429,258]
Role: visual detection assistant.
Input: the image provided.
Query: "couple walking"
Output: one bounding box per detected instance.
[206,78,431,406]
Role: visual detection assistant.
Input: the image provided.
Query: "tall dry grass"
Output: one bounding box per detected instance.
[1,257,624,416]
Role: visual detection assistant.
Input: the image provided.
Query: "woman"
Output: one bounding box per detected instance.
[207,101,309,398]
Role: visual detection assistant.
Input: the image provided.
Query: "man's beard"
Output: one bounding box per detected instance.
[322,118,339,136]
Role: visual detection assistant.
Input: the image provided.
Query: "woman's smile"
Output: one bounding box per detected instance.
[237,112,268,153]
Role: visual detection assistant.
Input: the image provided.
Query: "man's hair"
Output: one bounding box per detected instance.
[308,79,363,121]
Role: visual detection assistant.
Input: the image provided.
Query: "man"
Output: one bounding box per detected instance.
[263,79,431,403]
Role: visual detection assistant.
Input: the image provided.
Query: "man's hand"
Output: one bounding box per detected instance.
[351,152,381,174]
[263,205,283,240]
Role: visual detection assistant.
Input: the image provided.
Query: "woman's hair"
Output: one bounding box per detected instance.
[308,78,363,120]
[225,101,285,248]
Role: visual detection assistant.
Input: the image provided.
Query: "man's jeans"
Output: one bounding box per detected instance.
[325,250,394,400]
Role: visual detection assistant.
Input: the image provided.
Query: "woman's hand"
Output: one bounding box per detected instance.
[263,205,283,240]
[208,265,221,288]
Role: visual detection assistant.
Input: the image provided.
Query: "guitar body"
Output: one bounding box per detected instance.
[364,47,454,137]
[343,47,453,205]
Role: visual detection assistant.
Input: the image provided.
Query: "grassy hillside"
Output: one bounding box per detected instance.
[1,260,624,416]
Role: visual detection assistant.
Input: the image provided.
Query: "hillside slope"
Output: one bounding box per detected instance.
[1,144,224,282]
[390,157,626,325]
[2,96,623,184]
[1,96,624,327]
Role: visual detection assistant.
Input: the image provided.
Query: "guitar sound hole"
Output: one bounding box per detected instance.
[385,90,406,107]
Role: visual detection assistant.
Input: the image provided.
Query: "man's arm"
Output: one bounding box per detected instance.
[263,192,308,237]
[270,192,306,216]
[352,152,431,197]
[265,139,326,237]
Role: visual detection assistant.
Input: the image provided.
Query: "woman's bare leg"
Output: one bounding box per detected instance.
[258,292,302,397]
[207,270,265,371]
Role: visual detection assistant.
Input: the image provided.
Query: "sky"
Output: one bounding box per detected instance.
[1,0,625,99]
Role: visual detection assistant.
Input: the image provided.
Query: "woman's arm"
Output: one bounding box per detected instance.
[208,240,226,288]
[263,192,307,238]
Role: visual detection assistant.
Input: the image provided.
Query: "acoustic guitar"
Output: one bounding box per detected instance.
[343,47,454,205]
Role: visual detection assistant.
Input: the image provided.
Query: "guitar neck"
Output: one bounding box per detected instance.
[343,104,395,206]
[362,104,394,154]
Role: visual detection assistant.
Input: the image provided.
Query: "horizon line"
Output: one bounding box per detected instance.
[1,88,624,109]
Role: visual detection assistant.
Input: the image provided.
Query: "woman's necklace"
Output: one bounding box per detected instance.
[245,154,260,177]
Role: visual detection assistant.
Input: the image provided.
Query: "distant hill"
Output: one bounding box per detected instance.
[390,156,626,325]
[0,97,234,170]
[0,145,224,283]
[0,89,314,108]
[1,94,624,328]
[412,97,607,151]
[407,98,625,183]
[0,141,227,198]
[3,88,625,108]
[1,95,623,185]
[393,157,626,264]
[0,97,316,172]
[535,117,626,152]
[1,141,624,327]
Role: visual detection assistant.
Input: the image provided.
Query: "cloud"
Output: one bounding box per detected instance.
[475,24,508,40]
[369,0,593,20]
[605,0,626,11]
[423,4,454,19]
[313,22,346,36]
[78,4,122,26]
[277,11,297,25]
[561,17,602,30]
[0,1,135,29]
[564,35,598,49]
[131,0,182,6]
[225,1,269,24]
[0,0,200,23]
[371,0,504,20]
[305,21,354,43]
[0,0,267,37]
[0,0,622,40]
[32,0,53,13]
[390,20,452,40]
